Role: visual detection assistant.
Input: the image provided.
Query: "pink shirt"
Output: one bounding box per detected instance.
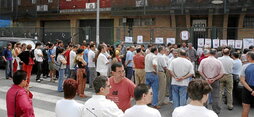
[107,77,136,112]
[6,85,34,117]
[198,56,224,79]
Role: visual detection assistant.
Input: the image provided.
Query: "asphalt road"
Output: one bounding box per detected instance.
[0,69,253,117]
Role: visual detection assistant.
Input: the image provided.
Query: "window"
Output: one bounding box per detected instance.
[119,18,155,26]
[244,16,254,28]
[32,0,36,4]
[48,0,53,3]
[17,0,21,5]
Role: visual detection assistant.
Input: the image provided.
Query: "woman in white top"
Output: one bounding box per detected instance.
[96,44,109,76]
[55,79,84,117]
[172,79,218,117]
[57,48,67,92]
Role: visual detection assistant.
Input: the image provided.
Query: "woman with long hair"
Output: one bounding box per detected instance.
[57,48,67,92]
[75,49,87,98]
[13,43,22,72]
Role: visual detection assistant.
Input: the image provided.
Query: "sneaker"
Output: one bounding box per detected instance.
[36,79,41,82]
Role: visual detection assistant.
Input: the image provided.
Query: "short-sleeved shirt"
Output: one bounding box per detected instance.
[232,59,242,75]
[64,50,71,65]
[83,49,89,63]
[125,51,134,67]
[69,50,76,70]
[133,54,145,69]
[157,53,167,72]
[198,56,224,79]
[107,77,136,112]
[218,56,234,74]
[124,105,161,117]
[57,54,66,69]
[145,53,157,72]
[169,57,194,86]
[47,49,53,62]
[240,63,254,86]
[34,48,43,62]
[96,53,109,76]
[88,50,95,67]
[2,48,12,60]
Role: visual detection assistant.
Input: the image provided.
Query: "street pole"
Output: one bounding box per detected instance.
[96,0,100,47]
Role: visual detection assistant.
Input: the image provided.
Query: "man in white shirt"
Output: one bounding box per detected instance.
[145,47,159,108]
[168,49,194,108]
[83,76,124,117]
[96,44,110,76]
[172,79,218,117]
[34,42,44,82]
[218,48,234,110]
[124,84,161,117]
[157,47,167,106]
[88,44,97,88]
[69,45,78,79]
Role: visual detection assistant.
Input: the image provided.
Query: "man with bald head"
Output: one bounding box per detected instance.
[218,48,234,110]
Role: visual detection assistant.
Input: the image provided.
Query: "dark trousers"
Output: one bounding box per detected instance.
[5,60,13,79]
[42,60,49,77]
[126,67,133,80]
[36,61,42,80]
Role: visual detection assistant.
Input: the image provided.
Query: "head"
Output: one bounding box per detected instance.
[136,48,142,54]
[134,84,152,105]
[26,44,32,51]
[16,43,21,48]
[58,47,65,55]
[21,43,27,50]
[222,48,230,56]
[172,49,179,58]
[179,49,187,57]
[111,62,125,79]
[63,79,78,99]
[129,46,135,52]
[188,79,212,104]
[90,44,95,51]
[188,43,193,49]
[209,49,217,56]
[48,43,54,49]
[58,40,64,47]
[231,52,239,59]
[158,46,165,54]
[7,43,12,49]
[13,70,27,88]
[247,51,254,62]
[98,44,107,53]
[76,48,84,55]
[72,45,78,51]
[249,45,254,51]
[182,42,187,47]
[243,48,249,54]
[150,47,158,55]
[93,76,111,96]
[203,49,210,56]
[35,42,42,49]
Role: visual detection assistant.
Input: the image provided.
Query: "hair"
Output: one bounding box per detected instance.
[188,79,212,101]
[21,43,26,47]
[58,47,65,54]
[136,48,141,53]
[95,44,106,63]
[209,48,217,55]
[249,45,254,50]
[150,47,157,53]
[158,46,164,53]
[167,43,172,47]
[76,48,84,54]
[35,42,42,48]
[247,51,254,60]
[58,40,63,45]
[90,44,95,48]
[232,52,239,58]
[141,44,145,48]
[26,44,32,50]
[93,76,108,93]
[111,62,123,72]
[13,70,27,85]
[222,48,230,55]
[134,84,150,101]
[243,48,249,54]
[179,49,187,56]
[63,79,78,99]
[48,43,53,48]
[147,44,152,48]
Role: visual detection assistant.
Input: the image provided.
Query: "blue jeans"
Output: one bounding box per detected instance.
[65,65,71,78]
[58,69,65,92]
[146,72,159,106]
[126,67,133,80]
[5,60,13,79]
[172,85,187,108]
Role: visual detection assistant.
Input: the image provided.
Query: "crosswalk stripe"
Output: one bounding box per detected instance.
[0,98,55,117]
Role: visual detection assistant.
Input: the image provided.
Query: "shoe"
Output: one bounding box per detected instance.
[228,107,233,110]
[36,79,41,82]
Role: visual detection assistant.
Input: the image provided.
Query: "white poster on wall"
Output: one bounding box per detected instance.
[125,36,133,43]
[155,37,164,44]
[137,35,143,44]
[228,40,235,48]
[213,39,220,48]
[180,31,189,40]
[243,38,254,49]
[220,40,227,46]
[166,38,176,44]
[205,38,212,47]
[197,38,204,47]
[235,40,243,49]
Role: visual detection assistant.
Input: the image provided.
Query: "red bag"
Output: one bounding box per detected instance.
[28,58,35,65]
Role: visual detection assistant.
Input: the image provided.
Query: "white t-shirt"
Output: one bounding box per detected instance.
[218,56,234,74]
[96,53,109,76]
[69,50,76,70]
[34,48,43,62]
[88,50,95,67]
[55,99,84,117]
[172,104,218,117]
[124,105,161,117]
[169,57,194,86]
[145,53,157,72]
[57,54,66,69]
[83,95,123,117]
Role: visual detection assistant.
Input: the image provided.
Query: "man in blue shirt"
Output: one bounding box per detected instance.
[240,51,254,117]
[83,43,90,85]
[125,46,135,80]
[2,43,13,79]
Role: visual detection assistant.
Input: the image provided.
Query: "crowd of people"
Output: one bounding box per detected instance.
[3,40,254,117]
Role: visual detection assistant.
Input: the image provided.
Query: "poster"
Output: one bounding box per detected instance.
[137,35,143,44]
[125,36,133,43]
[220,40,227,47]
[205,38,211,47]
[197,38,204,47]
[235,40,242,49]
[243,38,254,49]
[155,37,164,44]
[228,40,235,48]
[166,38,175,44]
[180,31,189,40]
[213,39,220,48]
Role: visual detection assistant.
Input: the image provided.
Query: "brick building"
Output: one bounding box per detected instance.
[0,0,254,47]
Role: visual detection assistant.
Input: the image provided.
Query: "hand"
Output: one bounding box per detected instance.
[207,79,215,84]
[251,91,254,96]
[176,77,184,82]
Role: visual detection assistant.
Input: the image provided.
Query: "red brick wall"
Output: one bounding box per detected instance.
[60,0,110,10]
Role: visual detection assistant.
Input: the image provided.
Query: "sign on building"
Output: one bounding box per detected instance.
[192,20,206,32]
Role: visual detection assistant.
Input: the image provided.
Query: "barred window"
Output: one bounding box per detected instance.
[244,16,254,28]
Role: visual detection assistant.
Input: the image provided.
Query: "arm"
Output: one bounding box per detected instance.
[240,76,254,96]
[17,90,34,117]
[2,49,7,62]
